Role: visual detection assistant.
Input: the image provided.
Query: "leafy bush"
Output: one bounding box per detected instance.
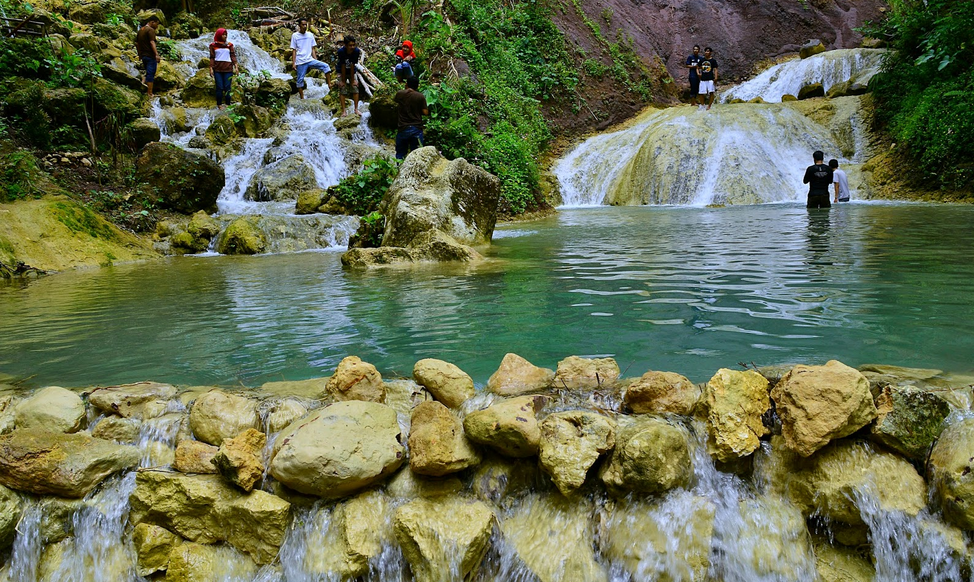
[332,155,401,216]
[0,150,44,201]
[865,0,974,190]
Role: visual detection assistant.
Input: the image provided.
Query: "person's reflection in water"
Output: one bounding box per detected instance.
[805,208,834,270]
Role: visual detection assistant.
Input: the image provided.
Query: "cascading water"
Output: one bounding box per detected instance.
[554,49,880,207]
[721,49,886,103]
[146,30,367,251]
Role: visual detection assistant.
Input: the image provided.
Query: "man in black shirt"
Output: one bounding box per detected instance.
[335,36,362,116]
[394,76,429,159]
[803,150,833,208]
[686,45,703,106]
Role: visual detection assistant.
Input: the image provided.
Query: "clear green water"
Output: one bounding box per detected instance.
[2,203,973,388]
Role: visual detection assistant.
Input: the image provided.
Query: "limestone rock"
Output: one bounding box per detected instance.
[259,377,329,400]
[470,454,543,504]
[600,493,715,581]
[463,395,547,458]
[798,82,825,99]
[128,470,290,564]
[132,522,180,576]
[927,417,974,530]
[269,401,405,498]
[813,537,876,582]
[0,396,14,435]
[211,428,266,492]
[295,188,328,215]
[486,353,555,396]
[217,216,267,255]
[165,543,258,582]
[135,142,224,214]
[826,80,869,98]
[0,484,20,551]
[705,369,770,461]
[733,496,816,578]
[173,439,219,474]
[500,495,607,582]
[180,70,217,108]
[800,39,826,59]
[14,386,85,433]
[771,360,877,457]
[870,384,950,461]
[381,146,500,247]
[367,91,398,130]
[342,231,485,267]
[762,437,926,530]
[127,118,161,149]
[189,389,260,446]
[326,356,386,403]
[409,401,481,476]
[245,155,317,202]
[599,417,692,496]
[88,381,177,419]
[413,358,475,408]
[387,466,465,500]
[301,490,392,579]
[553,356,621,390]
[384,379,433,418]
[538,411,615,496]
[625,370,700,416]
[394,496,495,582]
[91,416,141,442]
[265,398,309,433]
[0,429,139,497]
[205,114,238,143]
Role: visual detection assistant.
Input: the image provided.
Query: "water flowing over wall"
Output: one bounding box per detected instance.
[721,49,886,104]
[554,49,881,207]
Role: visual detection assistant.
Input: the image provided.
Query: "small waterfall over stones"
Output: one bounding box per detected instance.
[147,30,367,253]
[554,49,881,207]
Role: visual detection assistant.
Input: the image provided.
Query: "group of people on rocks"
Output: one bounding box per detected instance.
[136,16,429,159]
[685,45,718,110]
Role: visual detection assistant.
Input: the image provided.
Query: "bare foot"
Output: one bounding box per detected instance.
[706,105,711,110]
[354,109,361,116]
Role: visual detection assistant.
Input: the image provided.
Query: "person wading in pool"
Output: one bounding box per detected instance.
[803,150,833,209]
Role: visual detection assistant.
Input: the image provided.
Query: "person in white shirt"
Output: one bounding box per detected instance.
[829,159,851,202]
[290,18,332,100]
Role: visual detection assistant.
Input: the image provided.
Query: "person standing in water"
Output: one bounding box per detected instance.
[803,150,833,208]
[209,28,238,110]
[136,15,161,98]
[290,18,333,100]
[698,47,718,110]
[829,159,851,202]
[336,36,362,116]
[686,45,703,106]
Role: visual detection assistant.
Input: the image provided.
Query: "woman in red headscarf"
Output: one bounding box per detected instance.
[394,40,417,82]
[209,28,238,109]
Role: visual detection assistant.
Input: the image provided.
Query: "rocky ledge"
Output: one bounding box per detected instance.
[0,357,972,580]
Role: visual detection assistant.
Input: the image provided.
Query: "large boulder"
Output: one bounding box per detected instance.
[798,82,826,99]
[255,77,292,112]
[870,384,951,461]
[366,90,398,130]
[341,230,484,267]
[126,118,161,149]
[0,484,20,550]
[128,470,290,564]
[92,416,142,442]
[269,401,405,497]
[300,490,393,579]
[600,493,715,581]
[394,495,495,582]
[413,358,475,408]
[211,428,266,492]
[463,395,547,458]
[705,369,770,461]
[180,70,216,108]
[927,418,974,530]
[188,389,260,446]
[799,39,826,59]
[553,356,621,390]
[135,142,224,214]
[771,360,877,457]
[625,370,700,416]
[88,381,177,419]
[486,353,555,396]
[408,401,481,476]
[14,386,85,433]
[381,146,500,247]
[0,429,139,497]
[326,355,385,403]
[216,216,267,255]
[132,522,181,577]
[762,437,926,537]
[538,411,615,496]
[499,495,607,582]
[599,417,692,496]
[173,439,219,474]
[245,155,317,202]
[165,542,258,582]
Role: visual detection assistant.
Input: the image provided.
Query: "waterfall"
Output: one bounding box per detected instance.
[721,49,885,103]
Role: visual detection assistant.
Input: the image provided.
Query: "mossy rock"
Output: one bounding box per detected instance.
[68,32,104,53]
[152,60,186,92]
[102,57,144,91]
[91,77,142,121]
[797,83,825,100]
[126,118,161,149]
[67,0,107,24]
[187,210,220,239]
[799,40,826,59]
[4,80,52,148]
[92,21,135,41]
[255,78,292,113]
[41,88,87,128]
[295,189,328,215]
[205,115,239,143]
[232,104,274,138]
[136,8,167,26]
[747,96,766,104]
[170,11,203,40]
[170,231,206,254]
[826,81,869,99]
[218,217,266,255]
[180,70,215,108]
[135,142,224,214]
[781,94,798,102]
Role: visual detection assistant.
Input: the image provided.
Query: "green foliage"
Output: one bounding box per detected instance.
[358,210,386,248]
[0,150,44,201]
[332,155,401,216]
[46,48,102,89]
[0,37,53,80]
[156,39,181,61]
[83,189,157,232]
[865,0,974,190]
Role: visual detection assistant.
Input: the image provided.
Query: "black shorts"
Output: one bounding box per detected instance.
[807,194,831,209]
[689,76,700,96]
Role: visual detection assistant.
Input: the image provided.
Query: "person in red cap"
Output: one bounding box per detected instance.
[209,28,238,109]
[394,40,416,82]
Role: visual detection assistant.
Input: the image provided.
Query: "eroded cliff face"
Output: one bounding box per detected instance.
[547,0,888,133]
